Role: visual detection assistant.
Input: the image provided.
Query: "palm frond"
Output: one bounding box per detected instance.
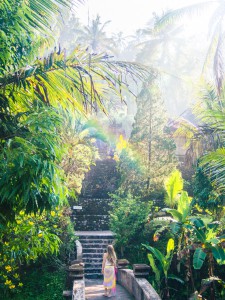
[213,29,225,94]
[0,48,151,114]
[200,148,225,191]
[154,1,214,32]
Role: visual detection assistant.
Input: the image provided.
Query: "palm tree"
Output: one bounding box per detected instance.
[58,14,85,54]
[77,15,116,53]
[136,13,184,69]
[133,12,200,116]
[154,0,225,94]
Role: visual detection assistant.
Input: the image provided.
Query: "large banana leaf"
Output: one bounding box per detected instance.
[164,208,183,222]
[193,248,206,269]
[143,244,165,270]
[212,246,225,265]
[164,169,183,208]
[177,191,192,222]
[144,239,175,278]
[147,253,161,284]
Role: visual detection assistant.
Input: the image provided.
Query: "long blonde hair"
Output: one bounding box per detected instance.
[107,245,117,265]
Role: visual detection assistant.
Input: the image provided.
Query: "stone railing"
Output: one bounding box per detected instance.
[63,258,161,300]
[72,279,85,300]
[117,261,161,300]
[63,260,85,300]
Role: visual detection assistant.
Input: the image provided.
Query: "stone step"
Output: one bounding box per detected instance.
[75,231,114,277]
[84,263,102,268]
[79,239,114,244]
[82,248,106,254]
[76,234,114,243]
[85,273,102,279]
[83,258,102,263]
[81,243,109,248]
[83,253,103,259]
[85,268,102,274]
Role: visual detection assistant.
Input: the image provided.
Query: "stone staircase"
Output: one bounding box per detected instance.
[72,198,111,231]
[76,231,114,279]
[71,158,119,231]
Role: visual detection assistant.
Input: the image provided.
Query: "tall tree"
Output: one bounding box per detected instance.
[135,12,201,116]
[130,75,177,197]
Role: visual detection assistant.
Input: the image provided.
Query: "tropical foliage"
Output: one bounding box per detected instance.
[3,0,225,299]
[143,238,180,298]
[0,206,74,296]
[109,193,152,261]
[142,170,225,299]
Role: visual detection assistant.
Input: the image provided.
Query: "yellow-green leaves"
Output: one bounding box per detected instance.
[167,238,175,254]
[143,238,175,279]
[116,135,128,152]
[164,169,183,208]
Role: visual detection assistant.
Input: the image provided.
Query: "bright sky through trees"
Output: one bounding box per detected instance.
[77,0,209,36]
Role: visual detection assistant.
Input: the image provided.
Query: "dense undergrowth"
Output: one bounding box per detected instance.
[2,265,66,300]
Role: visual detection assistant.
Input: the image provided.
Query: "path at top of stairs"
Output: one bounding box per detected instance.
[85,279,134,300]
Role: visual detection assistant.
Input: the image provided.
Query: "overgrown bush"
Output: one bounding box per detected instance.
[109,193,153,263]
[3,265,66,300]
[0,205,76,297]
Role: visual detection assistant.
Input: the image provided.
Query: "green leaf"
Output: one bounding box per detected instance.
[164,169,183,207]
[147,253,161,284]
[168,274,184,284]
[190,217,205,229]
[177,191,191,221]
[164,208,183,222]
[194,228,206,243]
[193,248,206,269]
[167,238,175,254]
[212,246,225,265]
[169,222,181,234]
[142,244,165,269]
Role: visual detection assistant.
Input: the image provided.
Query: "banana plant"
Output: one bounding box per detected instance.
[154,190,196,291]
[164,191,192,224]
[190,218,225,270]
[143,238,183,299]
[154,187,192,240]
[162,191,192,255]
[189,218,225,300]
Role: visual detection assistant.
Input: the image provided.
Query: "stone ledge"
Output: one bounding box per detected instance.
[72,279,85,300]
[117,269,161,300]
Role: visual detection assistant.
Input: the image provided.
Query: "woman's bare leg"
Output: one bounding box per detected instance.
[107,288,112,297]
